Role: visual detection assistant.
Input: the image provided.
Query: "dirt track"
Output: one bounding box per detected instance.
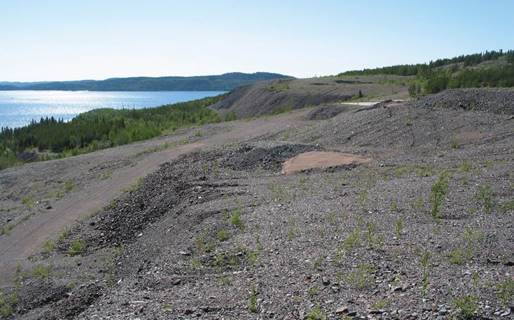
[0,112,307,286]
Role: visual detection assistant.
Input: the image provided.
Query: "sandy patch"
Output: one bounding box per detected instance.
[282,151,371,175]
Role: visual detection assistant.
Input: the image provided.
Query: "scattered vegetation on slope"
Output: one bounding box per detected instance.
[0,95,224,170]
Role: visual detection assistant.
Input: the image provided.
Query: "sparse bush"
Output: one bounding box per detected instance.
[230,209,245,230]
[390,200,399,213]
[475,185,494,214]
[420,250,431,295]
[216,229,230,242]
[346,263,375,289]
[0,290,18,318]
[305,305,327,320]
[448,247,471,265]
[394,216,404,238]
[453,295,478,319]
[372,298,390,310]
[64,180,74,192]
[500,199,514,213]
[248,287,258,313]
[430,172,449,218]
[496,278,514,307]
[217,275,232,286]
[68,239,86,256]
[32,264,52,279]
[41,239,55,254]
[195,232,215,253]
[460,160,472,172]
[342,228,361,251]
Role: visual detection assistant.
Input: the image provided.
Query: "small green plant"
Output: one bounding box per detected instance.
[190,257,202,269]
[305,305,327,320]
[448,247,471,265]
[450,138,459,149]
[453,295,478,319]
[0,290,18,318]
[307,286,320,297]
[475,185,494,214]
[430,172,449,217]
[21,196,35,208]
[217,275,232,286]
[230,209,245,230]
[216,229,230,242]
[195,232,215,253]
[372,298,390,310]
[394,216,404,238]
[342,228,361,251]
[500,199,514,213]
[390,200,399,213]
[365,222,383,249]
[460,160,472,172]
[496,278,514,307]
[64,180,74,192]
[58,228,70,241]
[247,249,260,266]
[287,227,297,241]
[32,264,52,279]
[411,197,424,211]
[420,250,431,295]
[248,287,258,313]
[346,263,375,289]
[68,239,86,256]
[471,272,480,287]
[41,239,55,254]
[312,256,324,271]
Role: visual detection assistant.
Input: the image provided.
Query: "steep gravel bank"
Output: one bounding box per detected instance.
[411,88,514,115]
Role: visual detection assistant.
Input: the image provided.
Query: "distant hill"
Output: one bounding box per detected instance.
[0,72,292,91]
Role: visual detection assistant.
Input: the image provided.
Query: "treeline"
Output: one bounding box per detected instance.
[0,95,225,170]
[420,65,514,94]
[341,50,514,76]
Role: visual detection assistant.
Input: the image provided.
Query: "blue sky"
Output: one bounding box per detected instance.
[1,0,513,81]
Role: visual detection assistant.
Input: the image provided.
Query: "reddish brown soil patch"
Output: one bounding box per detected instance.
[281,151,371,175]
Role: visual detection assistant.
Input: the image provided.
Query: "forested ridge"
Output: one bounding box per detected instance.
[340,50,514,95]
[0,72,291,91]
[0,95,225,169]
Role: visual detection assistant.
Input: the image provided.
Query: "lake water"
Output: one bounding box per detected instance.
[0,90,225,128]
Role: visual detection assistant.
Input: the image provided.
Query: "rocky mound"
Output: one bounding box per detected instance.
[411,88,514,115]
[210,77,408,118]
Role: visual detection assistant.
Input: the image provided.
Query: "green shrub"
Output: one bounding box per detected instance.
[305,305,327,320]
[0,291,18,318]
[230,209,245,230]
[216,229,230,242]
[430,172,449,217]
[32,264,52,279]
[68,239,86,256]
[453,295,478,319]
[475,185,494,214]
[247,287,258,313]
[496,278,514,307]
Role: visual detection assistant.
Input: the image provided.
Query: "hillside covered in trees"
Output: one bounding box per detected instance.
[0,72,291,91]
[0,95,224,169]
[340,50,514,95]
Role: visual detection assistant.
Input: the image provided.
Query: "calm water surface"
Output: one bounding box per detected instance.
[0,90,224,128]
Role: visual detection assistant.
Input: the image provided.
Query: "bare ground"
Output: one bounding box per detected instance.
[1,91,514,320]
